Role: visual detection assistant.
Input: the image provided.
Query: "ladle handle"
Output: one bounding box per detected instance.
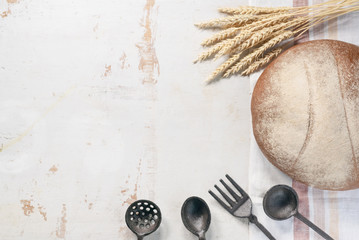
[249,215,276,240]
[137,236,144,240]
[295,212,334,240]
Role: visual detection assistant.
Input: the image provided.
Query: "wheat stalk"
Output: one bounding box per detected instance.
[195,0,359,82]
[195,15,260,29]
[206,52,243,83]
[242,48,283,75]
[242,13,293,31]
[218,6,296,15]
[194,41,226,63]
[201,27,241,46]
[215,18,304,59]
[207,14,294,58]
[224,31,294,77]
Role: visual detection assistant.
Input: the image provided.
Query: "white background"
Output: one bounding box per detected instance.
[1,0,359,239]
[0,0,250,239]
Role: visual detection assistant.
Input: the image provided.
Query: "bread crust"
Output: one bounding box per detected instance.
[251,40,359,190]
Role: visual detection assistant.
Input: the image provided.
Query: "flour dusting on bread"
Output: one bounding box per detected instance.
[251,40,359,190]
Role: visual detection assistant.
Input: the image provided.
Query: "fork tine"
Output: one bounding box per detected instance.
[220,179,241,201]
[209,189,231,210]
[225,174,248,197]
[214,184,236,206]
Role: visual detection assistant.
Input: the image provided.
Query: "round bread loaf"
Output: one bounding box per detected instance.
[251,40,359,190]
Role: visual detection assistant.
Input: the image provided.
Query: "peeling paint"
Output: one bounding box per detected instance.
[120,52,130,69]
[103,65,112,78]
[20,199,34,216]
[1,9,11,18]
[49,165,58,174]
[120,188,129,193]
[121,160,142,206]
[84,195,93,210]
[136,0,159,84]
[1,0,19,18]
[56,204,67,239]
[38,205,47,221]
[88,203,93,210]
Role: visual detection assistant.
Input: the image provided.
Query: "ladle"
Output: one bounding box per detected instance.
[181,196,211,240]
[263,185,334,240]
[125,199,162,240]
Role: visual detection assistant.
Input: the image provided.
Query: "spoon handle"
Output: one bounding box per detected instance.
[295,212,334,240]
[137,236,144,240]
[198,232,206,240]
[248,214,276,240]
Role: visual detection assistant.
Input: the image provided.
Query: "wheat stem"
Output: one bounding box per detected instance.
[224,31,294,77]
[201,27,241,46]
[195,0,359,80]
[218,6,297,15]
[206,52,243,83]
[195,15,260,29]
[216,18,305,59]
[241,48,283,75]
[194,43,224,63]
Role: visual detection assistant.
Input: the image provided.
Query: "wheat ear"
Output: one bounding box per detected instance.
[218,6,295,15]
[194,42,225,63]
[206,52,243,83]
[240,17,305,50]
[242,48,283,75]
[244,13,293,31]
[212,30,251,59]
[195,1,359,80]
[201,27,241,46]
[195,15,260,29]
[213,14,293,58]
[224,31,294,77]
[239,13,292,33]
[216,20,296,59]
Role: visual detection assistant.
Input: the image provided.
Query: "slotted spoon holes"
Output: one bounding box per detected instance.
[125,199,161,235]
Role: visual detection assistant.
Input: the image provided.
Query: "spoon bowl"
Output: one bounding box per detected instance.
[263,185,334,240]
[181,196,211,240]
[263,184,298,220]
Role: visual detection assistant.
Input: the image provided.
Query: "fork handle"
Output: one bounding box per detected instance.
[249,214,276,240]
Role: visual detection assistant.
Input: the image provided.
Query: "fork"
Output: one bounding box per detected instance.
[209,174,276,240]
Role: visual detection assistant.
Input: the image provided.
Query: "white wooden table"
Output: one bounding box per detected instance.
[2,0,359,239]
[0,0,250,239]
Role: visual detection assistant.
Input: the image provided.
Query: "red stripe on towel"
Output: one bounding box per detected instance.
[292,181,310,240]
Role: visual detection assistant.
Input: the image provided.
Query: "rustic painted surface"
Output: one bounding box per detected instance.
[1,0,359,239]
[0,0,250,239]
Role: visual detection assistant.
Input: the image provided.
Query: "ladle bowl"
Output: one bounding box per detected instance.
[263,184,298,220]
[263,185,334,240]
